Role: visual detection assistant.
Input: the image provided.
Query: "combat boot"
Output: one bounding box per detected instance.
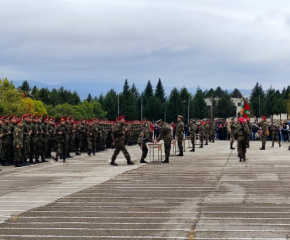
[67,153,73,158]
[140,158,148,163]
[41,156,48,162]
[190,148,195,152]
[2,160,10,166]
[29,158,36,164]
[230,144,235,150]
[54,154,58,161]
[176,150,183,156]
[87,149,91,156]
[15,161,22,167]
[162,157,169,163]
[260,146,265,150]
[199,145,203,148]
[127,160,135,165]
[110,160,118,166]
[63,158,66,162]
[75,151,81,155]
[35,158,41,164]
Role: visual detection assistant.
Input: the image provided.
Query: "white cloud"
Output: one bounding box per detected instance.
[1,0,290,91]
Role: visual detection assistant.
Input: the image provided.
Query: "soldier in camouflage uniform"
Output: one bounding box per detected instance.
[198,121,205,148]
[209,121,215,143]
[270,122,281,147]
[137,124,154,163]
[22,114,32,165]
[79,119,87,152]
[189,119,196,152]
[110,115,134,166]
[155,119,172,163]
[87,120,97,156]
[234,117,250,162]
[204,121,210,145]
[9,115,17,165]
[55,117,69,162]
[40,116,49,162]
[2,116,12,166]
[13,118,24,167]
[260,116,267,150]
[176,115,184,156]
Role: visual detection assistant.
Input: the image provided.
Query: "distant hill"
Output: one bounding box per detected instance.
[13,80,251,100]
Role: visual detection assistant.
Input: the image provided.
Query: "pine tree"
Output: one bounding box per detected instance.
[249,82,266,117]
[154,78,166,102]
[192,88,208,119]
[87,93,92,102]
[20,80,31,92]
[231,88,242,98]
[167,88,181,123]
[215,93,236,120]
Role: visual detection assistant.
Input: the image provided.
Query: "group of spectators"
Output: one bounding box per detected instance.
[153,119,290,142]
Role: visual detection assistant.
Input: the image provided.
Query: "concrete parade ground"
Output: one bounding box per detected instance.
[0,140,290,239]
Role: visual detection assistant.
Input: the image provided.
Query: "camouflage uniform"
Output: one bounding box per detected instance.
[229,122,236,149]
[55,123,69,162]
[209,123,215,143]
[189,122,196,151]
[22,120,31,165]
[13,124,23,167]
[157,122,172,160]
[137,127,153,162]
[198,124,205,148]
[204,122,209,145]
[234,122,249,161]
[271,123,281,147]
[87,123,97,155]
[111,121,132,164]
[2,121,12,166]
[260,121,267,150]
[176,120,184,154]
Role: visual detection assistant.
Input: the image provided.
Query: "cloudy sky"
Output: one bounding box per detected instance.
[1,0,290,92]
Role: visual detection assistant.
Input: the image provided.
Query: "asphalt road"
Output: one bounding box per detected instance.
[0,140,290,239]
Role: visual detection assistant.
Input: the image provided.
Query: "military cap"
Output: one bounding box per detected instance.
[10,115,16,120]
[116,115,125,121]
[190,119,195,122]
[69,116,74,120]
[16,118,22,124]
[3,116,9,120]
[0,116,3,121]
[261,116,267,120]
[43,116,49,121]
[231,117,235,120]
[155,119,163,123]
[238,117,245,123]
[149,124,155,129]
[22,114,29,118]
[33,116,38,119]
[59,117,65,121]
[178,115,183,119]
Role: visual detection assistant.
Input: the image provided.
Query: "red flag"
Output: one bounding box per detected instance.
[240,97,254,118]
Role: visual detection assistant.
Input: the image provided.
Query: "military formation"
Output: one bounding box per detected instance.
[0,113,288,169]
[0,114,144,169]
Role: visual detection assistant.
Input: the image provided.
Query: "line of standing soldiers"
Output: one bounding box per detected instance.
[0,114,144,168]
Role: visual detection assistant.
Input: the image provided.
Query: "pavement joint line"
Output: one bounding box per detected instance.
[1,227,190,231]
[0,236,188,239]
[19,216,197,219]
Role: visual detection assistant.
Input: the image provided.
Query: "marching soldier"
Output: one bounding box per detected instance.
[155,119,172,163]
[204,121,210,145]
[234,117,250,162]
[260,116,267,150]
[176,115,184,156]
[189,119,196,152]
[87,120,97,156]
[138,124,154,163]
[110,115,134,166]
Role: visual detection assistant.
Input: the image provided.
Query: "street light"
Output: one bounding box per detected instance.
[182,100,186,120]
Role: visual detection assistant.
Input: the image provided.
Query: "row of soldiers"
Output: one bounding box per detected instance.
[0,114,145,168]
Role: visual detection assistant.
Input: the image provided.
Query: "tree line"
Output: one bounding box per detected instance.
[1,78,290,122]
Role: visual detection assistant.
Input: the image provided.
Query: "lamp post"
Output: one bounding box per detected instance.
[182,100,186,120]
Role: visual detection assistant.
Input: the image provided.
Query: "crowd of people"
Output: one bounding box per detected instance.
[0,113,289,169]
